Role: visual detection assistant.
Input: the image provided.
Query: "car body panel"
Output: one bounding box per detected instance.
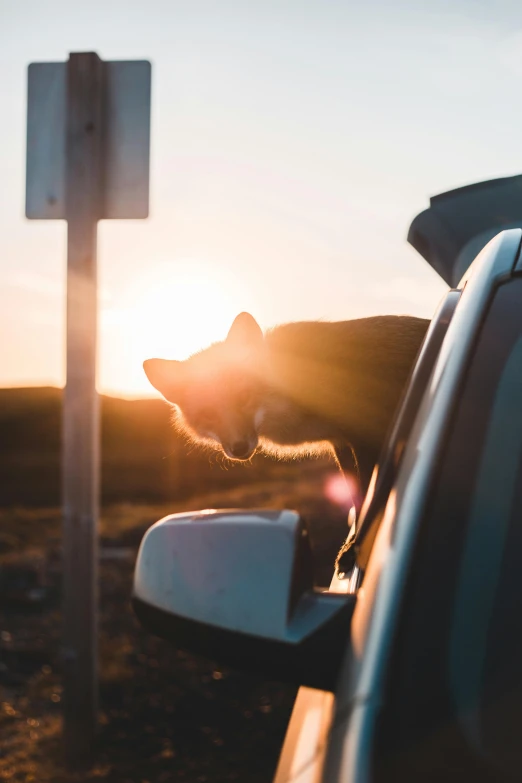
[273,688,335,783]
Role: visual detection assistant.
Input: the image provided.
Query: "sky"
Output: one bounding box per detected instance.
[2,0,522,396]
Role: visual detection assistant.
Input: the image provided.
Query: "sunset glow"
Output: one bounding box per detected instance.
[4,1,514,398]
[100,259,257,397]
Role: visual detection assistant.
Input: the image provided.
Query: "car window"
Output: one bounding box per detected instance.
[336,290,461,576]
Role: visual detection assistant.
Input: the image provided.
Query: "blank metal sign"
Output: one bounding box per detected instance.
[26,60,151,220]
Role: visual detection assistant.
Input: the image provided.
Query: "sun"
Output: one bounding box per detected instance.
[100,259,257,397]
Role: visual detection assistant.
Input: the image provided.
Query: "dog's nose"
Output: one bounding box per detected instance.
[230,440,251,459]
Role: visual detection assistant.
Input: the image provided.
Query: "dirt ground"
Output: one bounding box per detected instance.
[0,471,350,782]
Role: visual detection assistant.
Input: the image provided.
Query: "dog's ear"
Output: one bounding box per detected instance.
[226,312,263,353]
[143,359,185,403]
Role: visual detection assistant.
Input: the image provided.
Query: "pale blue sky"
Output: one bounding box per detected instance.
[2,0,522,394]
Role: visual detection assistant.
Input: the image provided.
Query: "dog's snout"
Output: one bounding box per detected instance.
[230,440,251,459]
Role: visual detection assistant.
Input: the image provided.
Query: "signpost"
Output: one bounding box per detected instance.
[26,52,151,764]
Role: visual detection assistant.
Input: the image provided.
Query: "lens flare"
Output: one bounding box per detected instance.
[324,471,360,511]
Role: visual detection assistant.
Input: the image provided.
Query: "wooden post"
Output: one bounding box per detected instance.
[62,52,103,765]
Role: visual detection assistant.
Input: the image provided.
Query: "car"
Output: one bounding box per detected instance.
[133,227,522,782]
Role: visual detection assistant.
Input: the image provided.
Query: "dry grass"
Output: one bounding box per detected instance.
[0,469,349,782]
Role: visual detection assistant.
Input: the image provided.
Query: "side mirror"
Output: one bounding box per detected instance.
[132,509,355,691]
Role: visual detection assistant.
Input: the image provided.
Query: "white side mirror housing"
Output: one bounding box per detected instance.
[133,509,355,690]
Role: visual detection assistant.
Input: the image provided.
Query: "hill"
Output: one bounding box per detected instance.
[0,390,349,781]
[0,387,334,507]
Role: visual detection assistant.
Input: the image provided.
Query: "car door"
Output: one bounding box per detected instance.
[275,229,522,783]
